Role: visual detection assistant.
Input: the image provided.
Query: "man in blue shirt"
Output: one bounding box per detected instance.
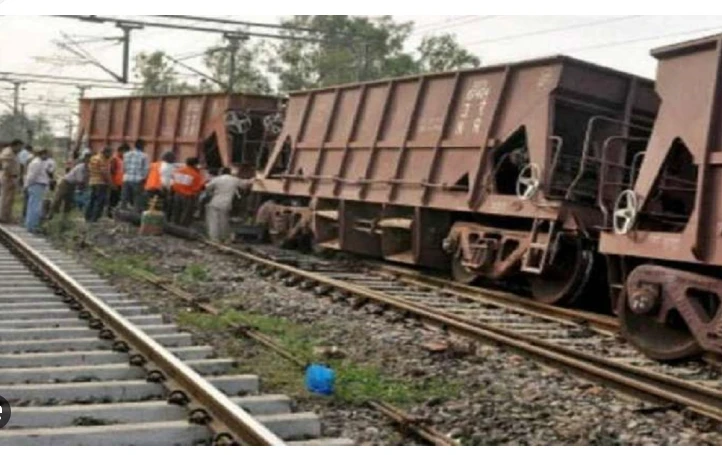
[120,139,149,212]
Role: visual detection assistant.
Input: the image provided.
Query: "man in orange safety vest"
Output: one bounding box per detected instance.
[144,151,176,217]
[170,157,204,227]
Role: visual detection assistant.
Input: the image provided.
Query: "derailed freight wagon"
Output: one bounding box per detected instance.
[75,92,285,175]
[601,33,722,360]
[254,56,659,306]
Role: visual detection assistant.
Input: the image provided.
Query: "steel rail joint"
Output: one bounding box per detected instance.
[0,226,283,446]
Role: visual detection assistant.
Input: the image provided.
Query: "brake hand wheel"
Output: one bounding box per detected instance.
[516,163,541,201]
[613,189,639,235]
[263,113,283,135]
[226,111,252,135]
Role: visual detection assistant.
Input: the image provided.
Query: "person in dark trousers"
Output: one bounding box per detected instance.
[84,147,112,223]
[170,157,204,227]
[0,139,24,223]
[49,152,90,219]
[107,143,127,218]
[120,139,148,213]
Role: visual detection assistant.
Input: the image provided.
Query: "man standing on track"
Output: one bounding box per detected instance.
[19,145,35,220]
[120,139,148,213]
[170,157,205,227]
[204,167,255,243]
[24,149,51,233]
[0,139,24,223]
[85,147,112,223]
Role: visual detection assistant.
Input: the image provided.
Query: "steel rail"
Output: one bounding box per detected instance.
[374,263,620,333]
[88,243,454,446]
[0,226,283,446]
[205,240,722,422]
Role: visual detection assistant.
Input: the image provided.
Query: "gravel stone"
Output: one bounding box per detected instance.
[47,220,722,445]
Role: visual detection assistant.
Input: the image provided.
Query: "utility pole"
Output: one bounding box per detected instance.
[117,23,143,83]
[224,33,248,94]
[12,81,23,116]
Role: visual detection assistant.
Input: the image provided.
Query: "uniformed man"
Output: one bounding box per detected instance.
[0,139,24,223]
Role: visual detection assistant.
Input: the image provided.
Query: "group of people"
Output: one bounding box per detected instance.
[0,139,58,233]
[0,137,255,243]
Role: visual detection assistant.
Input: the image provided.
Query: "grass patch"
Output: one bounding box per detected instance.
[334,362,459,405]
[92,253,155,277]
[177,263,209,285]
[44,215,84,247]
[176,306,461,406]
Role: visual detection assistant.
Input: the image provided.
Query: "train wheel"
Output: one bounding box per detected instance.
[451,255,481,285]
[528,237,594,306]
[619,294,702,361]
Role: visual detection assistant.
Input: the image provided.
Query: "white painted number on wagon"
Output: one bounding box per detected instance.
[455,79,491,136]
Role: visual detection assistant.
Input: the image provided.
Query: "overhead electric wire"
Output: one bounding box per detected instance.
[156,15,321,34]
[412,15,476,32]
[561,23,722,54]
[53,16,326,43]
[464,15,642,46]
[0,71,140,86]
[412,16,497,36]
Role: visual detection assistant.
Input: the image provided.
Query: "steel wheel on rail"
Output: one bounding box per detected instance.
[527,236,594,306]
[619,278,702,361]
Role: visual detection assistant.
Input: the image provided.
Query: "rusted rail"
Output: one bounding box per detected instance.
[0,226,283,446]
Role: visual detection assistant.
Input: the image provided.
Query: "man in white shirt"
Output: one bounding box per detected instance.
[204,167,255,243]
[49,153,89,218]
[18,145,33,218]
[24,149,51,232]
[17,145,32,170]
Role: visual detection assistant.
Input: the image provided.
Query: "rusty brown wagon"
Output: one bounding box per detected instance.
[601,33,722,360]
[75,92,284,176]
[253,56,659,307]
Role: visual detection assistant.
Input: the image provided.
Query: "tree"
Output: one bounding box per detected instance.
[203,40,273,95]
[133,51,197,95]
[270,15,418,92]
[0,112,55,147]
[416,34,481,73]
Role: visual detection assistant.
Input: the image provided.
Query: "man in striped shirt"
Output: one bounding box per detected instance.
[120,139,148,212]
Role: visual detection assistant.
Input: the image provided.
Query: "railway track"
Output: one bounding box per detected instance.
[0,225,352,446]
[201,240,722,423]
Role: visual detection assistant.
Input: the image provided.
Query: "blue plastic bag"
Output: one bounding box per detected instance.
[305,364,335,396]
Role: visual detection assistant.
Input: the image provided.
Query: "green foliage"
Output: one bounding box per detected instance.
[93,254,154,277]
[334,363,459,405]
[177,263,210,285]
[0,112,55,147]
[270,15,419,92]
[133,51,198,95]
[203,40,273,95]
[417,33,481,73]
[177,306,460,405]
[132,17,480,95]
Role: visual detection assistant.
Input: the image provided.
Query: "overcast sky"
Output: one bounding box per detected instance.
[3,15,722,133]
